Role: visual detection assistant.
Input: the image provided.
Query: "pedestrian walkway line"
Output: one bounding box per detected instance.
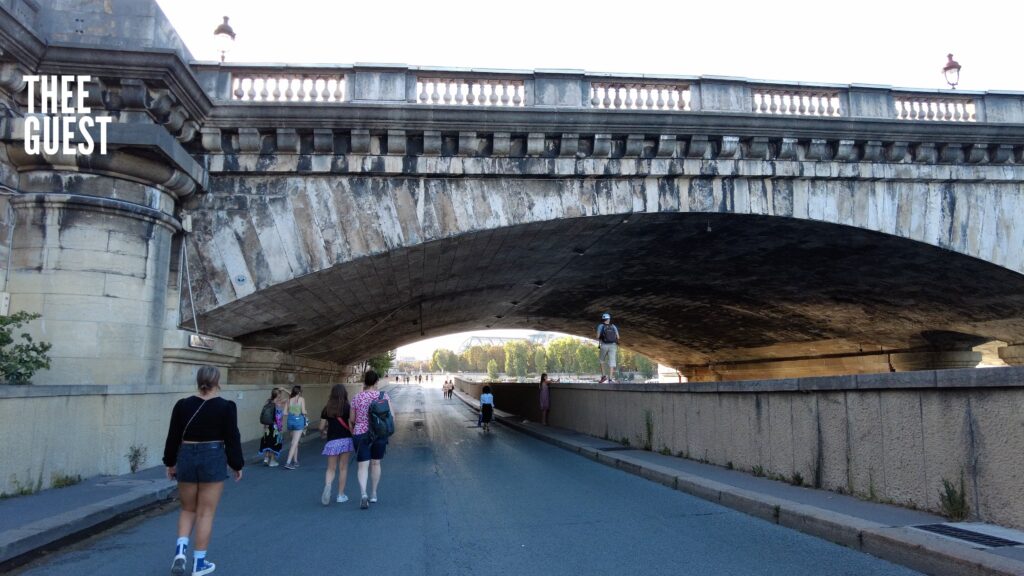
[452,387,1024,576]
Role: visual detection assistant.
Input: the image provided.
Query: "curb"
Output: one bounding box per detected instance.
[0,478,176,568]
[0,431,323,569]
[453,389,1024,576]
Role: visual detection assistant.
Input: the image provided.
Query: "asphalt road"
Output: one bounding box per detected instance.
[15,383,922,576]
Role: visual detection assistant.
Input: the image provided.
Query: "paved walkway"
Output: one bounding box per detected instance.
[1,383,1023,576]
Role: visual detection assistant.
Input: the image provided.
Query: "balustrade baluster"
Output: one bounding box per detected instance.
[611,85,622,109]
[602,86,611,108]
[825,95,835,116]
[513,83,523,106]
[267,78,278,101]
[334,79,344,102]
[256,78,268,101]
[467,81,478,105]
[439,80,450,103]
[427,81,438,103]
[232,78,243,100]
[498,83,508,105]
[643,87,654,109]
[244,78,256,100]
[320,77,331,101]
[452,81,463,104]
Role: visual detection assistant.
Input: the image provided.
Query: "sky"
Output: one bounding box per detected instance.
[157,0,1024,91]
[155,0,1022,359]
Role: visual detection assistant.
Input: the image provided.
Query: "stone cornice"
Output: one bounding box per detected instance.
[0,5,45,71]
[0,119,208,197]
[202,103,1024,145]
[36,44,213,121]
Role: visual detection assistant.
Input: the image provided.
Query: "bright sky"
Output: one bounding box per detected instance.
[155,0,1021,359]
[394,330,560,361]
[157,0,1024,91]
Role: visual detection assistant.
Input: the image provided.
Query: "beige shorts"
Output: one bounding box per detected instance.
[599,343,617,367]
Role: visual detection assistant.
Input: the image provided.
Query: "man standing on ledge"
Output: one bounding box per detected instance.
[597,312,620,384]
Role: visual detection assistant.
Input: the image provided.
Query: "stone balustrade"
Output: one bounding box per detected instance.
[199,64,1024,124]
[895,93,976,122]
[588,81,692,111]
[416,75,525,106]
[752,87,841,117]
[231,71,347,103]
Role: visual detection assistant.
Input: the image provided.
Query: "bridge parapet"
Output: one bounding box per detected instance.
[195,63,1024,123]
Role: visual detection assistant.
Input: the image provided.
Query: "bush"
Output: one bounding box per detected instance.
[0,312,51,384]
[126,445,148,473]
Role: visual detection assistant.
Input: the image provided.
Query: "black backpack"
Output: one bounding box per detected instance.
[367,391,395,440]
[599,324,619,344]
[259,401,275,426]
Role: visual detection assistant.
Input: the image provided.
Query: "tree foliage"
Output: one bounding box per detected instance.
[0,312,51,384]
[367,350,396,375]
[486,358,499,381]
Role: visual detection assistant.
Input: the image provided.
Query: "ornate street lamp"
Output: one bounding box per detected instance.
[943,53,961,89]
[213,16,236,63]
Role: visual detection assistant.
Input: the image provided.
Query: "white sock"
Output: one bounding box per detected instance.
[194,550,206,567]
[175,537,188,556]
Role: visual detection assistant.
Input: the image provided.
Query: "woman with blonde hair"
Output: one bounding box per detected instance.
[318,384,354,505]
[163,366,243,576]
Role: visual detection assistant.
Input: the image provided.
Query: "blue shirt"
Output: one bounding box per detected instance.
[480,393,494,406]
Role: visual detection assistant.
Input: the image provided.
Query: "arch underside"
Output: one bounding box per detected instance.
[194,212,1024,369]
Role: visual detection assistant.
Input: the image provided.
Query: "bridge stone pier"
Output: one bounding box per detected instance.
[2,0,1024,516]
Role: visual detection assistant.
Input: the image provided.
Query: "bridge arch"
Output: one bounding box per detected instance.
[184,172,1024,379]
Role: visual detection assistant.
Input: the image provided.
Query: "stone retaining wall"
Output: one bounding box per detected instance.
[501,367,1024,529]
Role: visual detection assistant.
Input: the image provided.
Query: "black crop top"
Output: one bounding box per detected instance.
[162,396,244,471]
[321,404,352,440]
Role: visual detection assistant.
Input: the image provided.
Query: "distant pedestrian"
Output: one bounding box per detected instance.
[283,385,307,470]
[318,384,354,505]
[539,373,558,426]
[597,312,620,384]
[351,370,392,509]
[258,388,285,467]
[163,366,243,576]
[479,385,495,432]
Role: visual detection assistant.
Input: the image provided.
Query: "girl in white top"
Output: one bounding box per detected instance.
[479,385,495,432]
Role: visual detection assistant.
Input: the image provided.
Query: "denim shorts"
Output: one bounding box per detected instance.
[175,442,227,483]
[286,414,306,431]
[353,433,387,462]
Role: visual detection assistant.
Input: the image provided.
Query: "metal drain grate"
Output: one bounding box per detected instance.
[914,524,1023,548]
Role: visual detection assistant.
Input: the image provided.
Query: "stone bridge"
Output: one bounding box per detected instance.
[3,0,1024,514]
[1,0,1024,387]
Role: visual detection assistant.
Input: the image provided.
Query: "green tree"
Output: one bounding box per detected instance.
[367,350,396,375]
[534,347,548,374]
[635,354,656,379]
[505,340,529,379]
[431,348,459,373]
[575,344,600,375]
[486,358,499,381]
[0,311,51,384]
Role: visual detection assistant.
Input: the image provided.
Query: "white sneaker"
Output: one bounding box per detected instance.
[268,461,279,467]
[170,554,186,576]
[336,494,349,503]
[320,485,331,506]
[369,495,378,504]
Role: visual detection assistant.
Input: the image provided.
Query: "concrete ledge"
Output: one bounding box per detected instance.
[860,527,1024,576]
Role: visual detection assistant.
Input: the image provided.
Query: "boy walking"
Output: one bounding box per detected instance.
[597,313,620,384]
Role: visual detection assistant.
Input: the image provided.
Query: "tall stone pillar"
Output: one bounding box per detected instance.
[0,143,201,385]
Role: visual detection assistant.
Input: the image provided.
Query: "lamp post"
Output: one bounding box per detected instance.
[943,53,961,89]
[213,16,235,63]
